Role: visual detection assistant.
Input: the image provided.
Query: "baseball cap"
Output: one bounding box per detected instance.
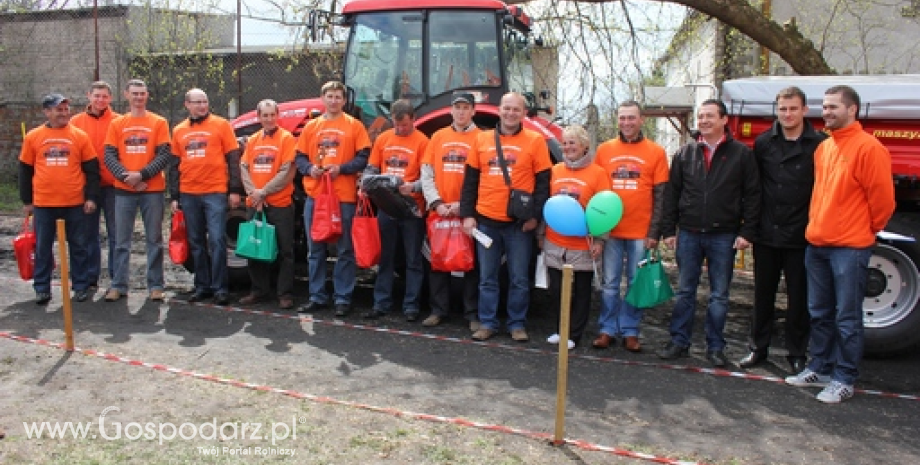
[451,93,475,106]
[42,93,70,109]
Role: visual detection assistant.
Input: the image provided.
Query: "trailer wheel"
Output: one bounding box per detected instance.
[864,216,920,356]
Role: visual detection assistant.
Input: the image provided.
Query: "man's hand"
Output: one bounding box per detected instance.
[134,181,148,192]
[663,236,676,250]
[398,184,414,196]
[250,189,265,204]
[83,200,96,214]
[462,217,477,237]
[435,203,449,217]
[310,166,325,179]
[23,204,33,216]
[644,237,659,250]
[124,171,143,187]
[228,193,241,209]
[522,218,538,232]
[590,241,604,259]
[734,236,751,250]
[326,165,341,179]
[170,200,179,213]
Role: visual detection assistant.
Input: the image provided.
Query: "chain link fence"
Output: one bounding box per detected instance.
[0,1,341,180]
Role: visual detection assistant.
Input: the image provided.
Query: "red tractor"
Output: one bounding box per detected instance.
[227,0,562,283]
[722,74,920,356]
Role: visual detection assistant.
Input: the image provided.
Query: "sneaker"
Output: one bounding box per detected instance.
[35,292,52,305]
[214,293,229,306]
[816,381,855,404]
[149,289,165,302]
[422,315,442,327]
[104,289,123,302]
[785,368,832,388]
[547,333,561,344]
[72,290,90,302]
[510,328,529,342]
[238,293,265,305]
[469,320,482,332]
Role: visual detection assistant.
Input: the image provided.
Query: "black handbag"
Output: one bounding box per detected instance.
[494,129,534,221]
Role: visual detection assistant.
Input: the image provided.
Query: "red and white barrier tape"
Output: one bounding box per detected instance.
[0,330,705,465]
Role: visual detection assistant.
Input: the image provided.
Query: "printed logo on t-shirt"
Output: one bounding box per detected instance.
[43,144,71,167]
[185,137,208,158]
[442,148,467,174]
[124,133,150,155]
[611,160,641,190]
[487,150,518,177]
[558,185,583,201]
[252,149,277,174]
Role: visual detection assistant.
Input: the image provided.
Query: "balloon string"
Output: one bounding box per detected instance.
[586,236,603,290]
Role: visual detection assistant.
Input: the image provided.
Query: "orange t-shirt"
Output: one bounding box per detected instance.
[423,126,481,204]
[467,128,553,222]
[242,127,296,207]
[547,163,612,250]
[595,137,669,239]
[369,128,429,212]
[19,124,96,207]
[171,115,239,195]
[70,108,119,187]
[296,114,371,203]
[104,112,171,192]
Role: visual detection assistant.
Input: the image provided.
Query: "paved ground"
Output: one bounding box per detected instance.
[1,264,918,464]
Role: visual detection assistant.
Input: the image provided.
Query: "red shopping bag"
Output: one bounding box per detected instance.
[352,194,380,268]
[169,210,189,264]
[13,215,36,280]
[311,172,342,243]
[427,213,474,272]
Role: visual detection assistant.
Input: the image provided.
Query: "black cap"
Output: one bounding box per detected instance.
[451,93,475,106]
[42,93,69,109]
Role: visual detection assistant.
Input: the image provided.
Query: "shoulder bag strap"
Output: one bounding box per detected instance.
[494,129,512,187]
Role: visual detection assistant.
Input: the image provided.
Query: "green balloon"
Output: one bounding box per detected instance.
[585,190,624,236]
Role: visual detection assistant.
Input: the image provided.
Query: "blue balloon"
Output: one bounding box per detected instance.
[543,194,587,236]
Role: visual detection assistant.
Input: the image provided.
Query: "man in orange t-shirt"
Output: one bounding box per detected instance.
[19,93,100,304]
[361,99,429,321]
[239,99,297,310]
[784,85,895,404]
[593,101,670,352]
[102,79,171,303]
[459,92,553,342]
[70,81,119,293]
[167,88,242,305]
[294,81,371,316]
[420,93,481,330]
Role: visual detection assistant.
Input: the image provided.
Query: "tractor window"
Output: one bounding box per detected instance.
[344,11,424,122]
[428,11,501,98]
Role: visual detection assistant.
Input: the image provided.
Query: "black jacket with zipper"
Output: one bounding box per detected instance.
[753,119,827,248]
[660,129,761,241]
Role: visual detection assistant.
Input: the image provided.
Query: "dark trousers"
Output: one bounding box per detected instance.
[750,244,810,357]
[247,204,295,298]
[429,267,479,321]
[548,267,595,345]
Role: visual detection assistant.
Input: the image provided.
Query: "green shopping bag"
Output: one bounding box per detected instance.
[625,249,674,308]
[234,211,278,262]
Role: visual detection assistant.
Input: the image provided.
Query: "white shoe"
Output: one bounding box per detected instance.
[785,368,831,387]
[547,334,560,344]
[816,381,854,403]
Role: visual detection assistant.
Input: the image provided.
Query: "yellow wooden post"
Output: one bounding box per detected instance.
[56,219,74,351]
[553,264,574,445]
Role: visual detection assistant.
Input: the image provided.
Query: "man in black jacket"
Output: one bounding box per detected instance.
[657,99,761,367]
[740,87,827,373]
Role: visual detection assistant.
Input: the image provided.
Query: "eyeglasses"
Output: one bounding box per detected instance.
[187,100,209,104]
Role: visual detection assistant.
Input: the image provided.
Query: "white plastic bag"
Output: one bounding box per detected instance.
[534,252,548,289]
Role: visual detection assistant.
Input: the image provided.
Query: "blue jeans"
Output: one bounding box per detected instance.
[181,193,228,294]
[111,192,165,293]
[373,211,425,313]
[599,238,646,337]
[86,185,116,285]
[33,206,90,293]
[668,230,736,351]
[477,221,533,331]
[805,246,871,385]
[303,197,357,305]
